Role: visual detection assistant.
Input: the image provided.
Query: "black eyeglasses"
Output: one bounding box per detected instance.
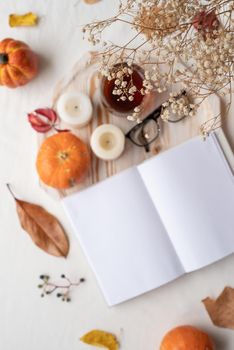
[126,91,189,152]
[126,105,161,152]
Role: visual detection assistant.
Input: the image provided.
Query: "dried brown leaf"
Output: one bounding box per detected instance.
[84,0,101,4]
[202,287,234,330]
[7,184,69,257]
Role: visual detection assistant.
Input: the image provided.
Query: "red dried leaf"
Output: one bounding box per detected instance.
[27,108,58,133]
[35,108,57,123]
[193,11,219,35]
[28,108,70,133]
[28,113,52,133]
[54,127,70,133]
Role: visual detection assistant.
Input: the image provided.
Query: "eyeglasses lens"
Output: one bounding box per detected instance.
[130,119,159,146]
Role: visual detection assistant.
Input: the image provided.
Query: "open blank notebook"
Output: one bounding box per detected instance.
[63,133,234,306]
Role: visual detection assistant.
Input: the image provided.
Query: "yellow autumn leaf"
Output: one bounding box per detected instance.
[84,0,101,4]
[80,330,119,350]
[9,12,38,27]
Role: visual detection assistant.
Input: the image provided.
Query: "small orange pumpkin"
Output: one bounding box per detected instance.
[0,38,38,88]
[160,325,215,350]
[36,132,90,189]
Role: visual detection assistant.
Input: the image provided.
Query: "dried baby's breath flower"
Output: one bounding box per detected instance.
[103,62,147,107]
[84,0,234,134]
[161,91,197,121]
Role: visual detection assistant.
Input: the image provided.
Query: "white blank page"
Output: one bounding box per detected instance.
[63,167,184,306]
[139,134,234,272]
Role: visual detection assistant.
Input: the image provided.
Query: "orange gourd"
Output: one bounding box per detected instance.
[160,325,215,350]
[0,38,38,88]
[36,132,90,189]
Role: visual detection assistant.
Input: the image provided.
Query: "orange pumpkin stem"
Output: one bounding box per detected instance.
[0,53,8,64]
[57,151,69,161]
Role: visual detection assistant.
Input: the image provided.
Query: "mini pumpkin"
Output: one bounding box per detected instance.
[160,325,215,350]
[0,38,38,88]
[36,132,90,189]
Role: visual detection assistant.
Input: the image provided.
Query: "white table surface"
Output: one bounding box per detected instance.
[0,1,234,349]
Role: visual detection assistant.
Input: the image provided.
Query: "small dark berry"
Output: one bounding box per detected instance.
[80,278,85,283]
[38,284,43,288]
[45,291,50,294]
[67,298,71,302]
[57,293,61,298]
[41,294,44,297]
[39,275,45,280]
[62,298,65,301]
[61,274,65,278]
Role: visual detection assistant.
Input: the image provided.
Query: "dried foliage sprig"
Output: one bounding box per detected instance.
[83,0,234,135]
[38,274,85,302]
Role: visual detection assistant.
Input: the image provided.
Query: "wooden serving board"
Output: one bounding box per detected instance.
[38,51,221,199]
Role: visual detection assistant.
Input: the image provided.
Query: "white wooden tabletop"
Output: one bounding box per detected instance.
[0,1,234,349]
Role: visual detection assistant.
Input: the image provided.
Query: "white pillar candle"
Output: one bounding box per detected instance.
[56,91,93,128]
[90,124,125,161]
